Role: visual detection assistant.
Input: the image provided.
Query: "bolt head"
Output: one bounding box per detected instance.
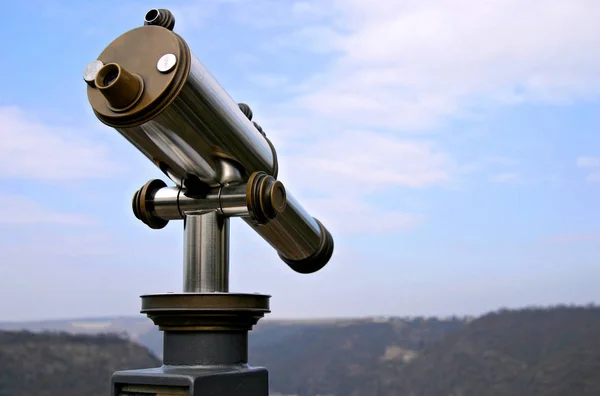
[157,53,177,73]
[83,60,104,87]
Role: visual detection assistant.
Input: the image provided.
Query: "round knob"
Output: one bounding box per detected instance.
[132,179,169,229]
[246,172,287,225]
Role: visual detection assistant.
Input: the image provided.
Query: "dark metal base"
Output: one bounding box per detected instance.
[163,331,248,366]
[112,365,268,396]
[114,292,271,395]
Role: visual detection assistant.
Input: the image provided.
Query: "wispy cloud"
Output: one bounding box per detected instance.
[576,155,600,181]
[0,106,120,181]
[303,196,424,235]
[257,0,600,130]
[490,172,521,184]
[280,130,453,192]
[274,130,452,234]
[247,73,290,88]
[458,156,520,179]
[541,233,600,245]
[577,156,600,168]
[486,157,520,166]
[0,194,98,226]
[587,173,600,182]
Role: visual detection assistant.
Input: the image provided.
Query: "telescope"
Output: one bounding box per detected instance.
[83,8,334,396]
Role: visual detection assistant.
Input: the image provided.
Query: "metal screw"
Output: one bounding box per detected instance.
[83,60,104,87]
[157,53,177,73]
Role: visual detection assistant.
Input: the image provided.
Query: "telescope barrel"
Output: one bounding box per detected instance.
[87,13,334,275]
[86,26,277,187]
[244,193,334,274]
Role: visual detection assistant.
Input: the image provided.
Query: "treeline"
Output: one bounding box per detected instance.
[0,330,160,396]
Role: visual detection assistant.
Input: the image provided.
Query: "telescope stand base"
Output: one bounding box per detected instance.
[111,293,271,396]
[112,365,268,396]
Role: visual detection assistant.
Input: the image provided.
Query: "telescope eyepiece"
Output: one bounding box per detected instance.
[103,69,119,87]
[95,63,120,89]
[94,63,144,111]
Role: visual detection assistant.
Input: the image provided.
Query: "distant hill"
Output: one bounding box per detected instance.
[0,316,160,355]
[383,306,600,396]
[0,315,466,395]
[0,316,468,360]
[253,306,600,396]
[0,316,153,339]
[250,317,467,395]
[3,306,600,395]
[0,331,160,396]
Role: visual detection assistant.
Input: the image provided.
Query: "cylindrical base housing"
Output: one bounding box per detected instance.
[163,331,248,365]
[141,293,269,369]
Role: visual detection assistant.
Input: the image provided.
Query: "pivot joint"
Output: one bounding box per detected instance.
[131,171,288,229]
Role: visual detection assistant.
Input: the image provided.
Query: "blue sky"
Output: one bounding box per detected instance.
[1,0,599,321]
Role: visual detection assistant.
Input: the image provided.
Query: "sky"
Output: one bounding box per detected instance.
[1,0,600,321]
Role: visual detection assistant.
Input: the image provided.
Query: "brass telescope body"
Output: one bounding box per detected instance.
[85,17,334,273]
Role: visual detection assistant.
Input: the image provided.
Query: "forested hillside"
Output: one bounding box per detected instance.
[0,331,160,396]
[257,306,600,396]
[2,306,600,396]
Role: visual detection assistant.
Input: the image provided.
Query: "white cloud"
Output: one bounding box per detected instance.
[270,0,600,129]
[273,130,450,234]
[587,173,600,182]
[0,229,182,321]
[457,156,519,178]
[280,130,453,192]
[0,194,98,226]
[490,172,521,184]
[167,2,226,33]
[486,157,519,166]
[577,156,600,168]
[541,233,600,245]
[247,73,290,88]
[0,106,120,180]
[576,156,600,181]
[303,196,424,235]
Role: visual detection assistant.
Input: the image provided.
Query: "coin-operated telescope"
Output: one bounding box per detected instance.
[83,8,333,396]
